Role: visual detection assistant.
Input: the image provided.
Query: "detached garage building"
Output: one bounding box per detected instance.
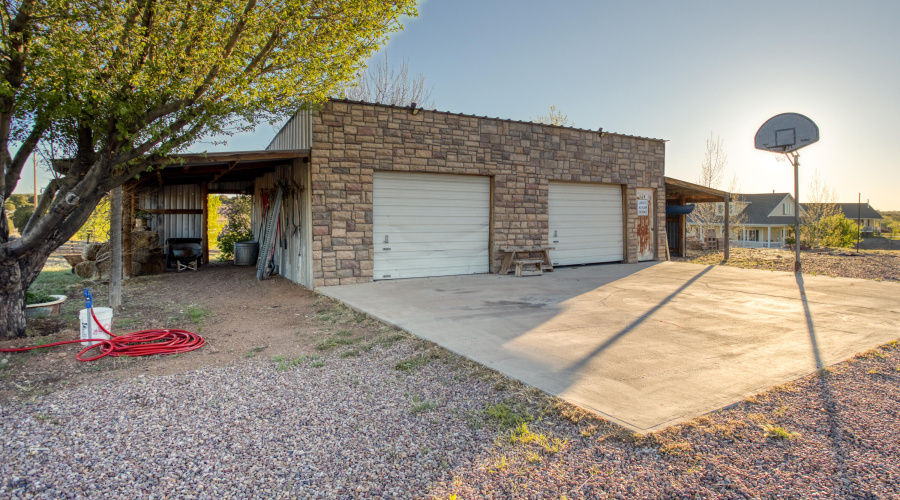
[257,99,667,288]
[136,99,666,289]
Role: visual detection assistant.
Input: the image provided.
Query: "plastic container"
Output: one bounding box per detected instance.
[233,241,260,266]
[79,307,113,346]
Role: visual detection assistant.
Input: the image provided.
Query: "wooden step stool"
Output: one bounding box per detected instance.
[513,259,544,277]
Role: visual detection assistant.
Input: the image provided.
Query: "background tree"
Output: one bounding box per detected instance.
[73,195,111,242]
[0,0,417,338]
[217,195,252,261]
[207,195,225,251]
[342,50,434,108]
[531,105,572,127]
[690,134,745,242]
[801,169,842,247]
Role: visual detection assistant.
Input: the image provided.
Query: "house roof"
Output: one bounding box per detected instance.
[687,192,802,226]
[802,203,883,220]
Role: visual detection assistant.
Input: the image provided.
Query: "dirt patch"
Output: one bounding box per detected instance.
[0,262,397,403]
[681,247,900,282]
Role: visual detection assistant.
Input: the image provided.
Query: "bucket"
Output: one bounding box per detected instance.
[79,307,113,347]
[233,241,260,266]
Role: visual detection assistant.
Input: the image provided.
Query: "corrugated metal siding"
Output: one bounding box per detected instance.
[251,161,309,286]
[266,109,313,150]
[137,185,203,248]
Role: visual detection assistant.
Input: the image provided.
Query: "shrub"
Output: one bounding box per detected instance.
[12,204,34,234]
[217,195,252,261]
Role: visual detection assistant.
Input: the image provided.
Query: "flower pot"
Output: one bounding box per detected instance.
[25,295,68,318]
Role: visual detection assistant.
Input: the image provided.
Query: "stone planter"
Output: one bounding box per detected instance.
[25,295,68,318]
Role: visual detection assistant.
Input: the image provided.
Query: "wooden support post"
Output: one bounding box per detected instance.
[724,195,730,262]
[201,181,209,265]
[110,186,123,310]
[678,195,686,257]
[123,186,134,278]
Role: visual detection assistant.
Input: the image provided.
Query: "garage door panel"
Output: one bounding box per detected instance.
[549,182,623,266]
[374,172,490,280]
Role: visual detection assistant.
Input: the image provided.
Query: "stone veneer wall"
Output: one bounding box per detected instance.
[310,100,666,287]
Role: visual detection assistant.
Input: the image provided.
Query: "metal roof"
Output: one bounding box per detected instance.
[324,98,667,143]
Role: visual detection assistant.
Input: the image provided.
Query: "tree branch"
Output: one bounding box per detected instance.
[22,177,58,235]
[3,119,45,201]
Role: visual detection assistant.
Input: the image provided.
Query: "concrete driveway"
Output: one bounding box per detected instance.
[319,262,900,432]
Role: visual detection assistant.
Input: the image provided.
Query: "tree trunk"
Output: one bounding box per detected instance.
[0,250,51,339]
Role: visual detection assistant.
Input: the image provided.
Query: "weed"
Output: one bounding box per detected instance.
[336,329,353,337]
[276,355,308,371]
[395,354,429,373]
[867,368,879,375]
[245,346,267,358]
[185,305,210,324]
[487,453,508,473]
[484,402,534,429]
[761,423,799,440]
[316,334,357,351]
[409,394,438,414]
[659,441,694,457]
[507,422,567,454]
[310,360,325,368]
[28,267,82,297]
[817,367,834,378]
[340,348,361,358]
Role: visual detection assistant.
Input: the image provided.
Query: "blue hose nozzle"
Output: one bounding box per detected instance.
[84,288,93,309]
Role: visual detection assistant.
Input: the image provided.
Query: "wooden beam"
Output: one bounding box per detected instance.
[210,162,238,183]
[202,182,209,265]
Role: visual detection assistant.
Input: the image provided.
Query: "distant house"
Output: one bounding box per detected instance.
[802,202,884,235]
[687,193,806,248]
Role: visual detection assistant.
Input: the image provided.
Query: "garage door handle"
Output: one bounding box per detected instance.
[383,247,391,250]
[552,240,559,244]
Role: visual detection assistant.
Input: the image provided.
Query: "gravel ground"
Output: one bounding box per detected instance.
[3,338,899,499]
[683,247,900,282]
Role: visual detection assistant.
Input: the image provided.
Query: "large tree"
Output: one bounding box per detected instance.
[0,0,417,338]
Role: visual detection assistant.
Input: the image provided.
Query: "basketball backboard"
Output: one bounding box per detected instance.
[754,113,819,153]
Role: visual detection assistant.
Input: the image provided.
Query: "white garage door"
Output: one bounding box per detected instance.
[374,172,490,280]
[548,182,624,266]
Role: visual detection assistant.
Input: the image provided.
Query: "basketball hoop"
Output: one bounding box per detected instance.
[755,113,820,273]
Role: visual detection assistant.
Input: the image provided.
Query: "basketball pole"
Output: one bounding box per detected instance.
[790,151,801,273]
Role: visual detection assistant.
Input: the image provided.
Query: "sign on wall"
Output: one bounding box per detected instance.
[637,198,650,217]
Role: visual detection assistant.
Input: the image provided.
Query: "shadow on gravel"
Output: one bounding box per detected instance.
[796,273,862,497]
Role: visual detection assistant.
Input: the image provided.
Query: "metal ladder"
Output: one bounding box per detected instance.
[256,186,284,281]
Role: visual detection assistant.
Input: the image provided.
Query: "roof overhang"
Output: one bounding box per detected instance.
[126,149,310,189]
[665,177,729,203]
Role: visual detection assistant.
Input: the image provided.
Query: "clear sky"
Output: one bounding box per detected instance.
[16,0,900,210]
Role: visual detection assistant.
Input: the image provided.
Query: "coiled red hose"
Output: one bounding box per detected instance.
[0,309,205,361]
